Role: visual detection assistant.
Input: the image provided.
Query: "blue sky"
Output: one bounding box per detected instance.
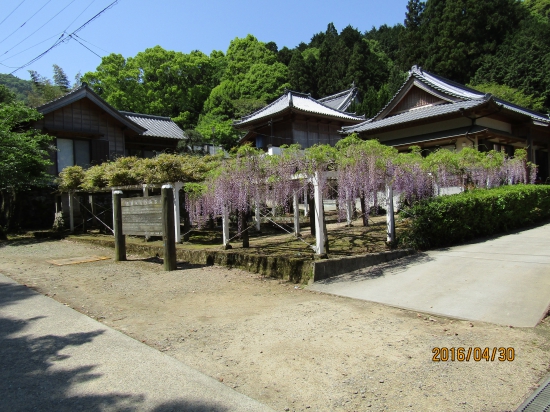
[1,0,409,83]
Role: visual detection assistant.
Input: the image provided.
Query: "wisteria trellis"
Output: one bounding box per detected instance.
[184,135,537,238]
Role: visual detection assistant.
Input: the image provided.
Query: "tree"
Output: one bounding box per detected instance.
[421,0,524,83]
[0,99,54,234]
[467,82,546,112]
[0,74,33,104]
[53,64,70,92]
[83,46,223,130]
[288,50,312,93]
[398,0,425,70]
[27,67,67,107]
[472,12,550,111]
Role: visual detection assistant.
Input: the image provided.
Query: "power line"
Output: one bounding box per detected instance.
[62,0,97,33]
[0,0,27,27]
[71,0,119,36]
[0,32,63,63]
[0,0,53,45]
[69,34,101,58]
[1,0,77,58]
[9,0,119,74]
[73,33,109,53]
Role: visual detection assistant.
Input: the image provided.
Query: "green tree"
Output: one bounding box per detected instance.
[398,0,425,70]
[467,82,546,112]
[472,12,550,111]
[83,46,223,130]
[288,50,312,93]
[0,73,33,104]
[421,0,524,83]
[53,64,70,92]
[27,68,67,107]
[0,100,54,235]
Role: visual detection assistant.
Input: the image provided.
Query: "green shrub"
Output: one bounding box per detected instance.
[57,165,85,191]
[401,185,550,249]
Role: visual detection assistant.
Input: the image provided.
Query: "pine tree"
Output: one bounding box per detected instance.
[398,0,426,70]
[53,64,70,92]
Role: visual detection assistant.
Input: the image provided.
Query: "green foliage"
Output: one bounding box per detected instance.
[421,0,524,84]
[27,68,68,107]
[472,13,550,111]
[223,35,277,82]
[0,102,54,191]
[467,82,546,112]
[0,74,31,104]
[61,153,221,191]
[83,47,222,130]
[401,185,550,249]
[57,166,85,191]
[0,85,16,105]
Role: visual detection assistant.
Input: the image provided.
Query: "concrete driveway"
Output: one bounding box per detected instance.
[309,223,550,327]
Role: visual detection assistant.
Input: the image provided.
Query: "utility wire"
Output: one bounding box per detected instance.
[73,33,109,53]
[10,0,119,74]
[1,0,77,58]
[0,0,53,45]
[62,0,97,33]
[69,34,101,58]
[0,31,63,63]
[0,0,27,27]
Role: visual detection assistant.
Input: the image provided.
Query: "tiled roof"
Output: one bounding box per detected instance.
[120,112,185,139]
[234,91,365,127]
[36,84,146,134]
[343,66,550,134]
[317,87,358,111]
[410,66,550,123]
[342,98,490,134]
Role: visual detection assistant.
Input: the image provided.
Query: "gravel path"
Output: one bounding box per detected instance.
[1,238,549,411]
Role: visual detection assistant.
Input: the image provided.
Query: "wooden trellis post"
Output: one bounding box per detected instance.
[313,171,325,256]
[386,184,395,244]
[293,190,300,237]
[112,190,126,261]
[222,206,231,249]
[162,185,177,271]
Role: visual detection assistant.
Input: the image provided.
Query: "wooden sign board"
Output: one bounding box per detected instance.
[121,196,163,236]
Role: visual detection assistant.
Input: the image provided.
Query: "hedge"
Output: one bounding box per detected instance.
[400,184,550,249]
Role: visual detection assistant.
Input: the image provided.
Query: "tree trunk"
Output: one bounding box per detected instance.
[360,195,368,227]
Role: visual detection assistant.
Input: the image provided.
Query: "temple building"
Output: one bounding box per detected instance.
[33,83,185,175]
[234,87,364,149]
[341,66,550,180]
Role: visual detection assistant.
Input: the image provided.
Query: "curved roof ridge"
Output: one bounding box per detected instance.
[119,111,172,121]
[237,93,289,122]
[308,92,364,118]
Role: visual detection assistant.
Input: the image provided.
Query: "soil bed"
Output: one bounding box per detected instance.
[1,237,549,411]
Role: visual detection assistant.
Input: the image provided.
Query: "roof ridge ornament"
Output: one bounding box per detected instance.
[288,91,293,108]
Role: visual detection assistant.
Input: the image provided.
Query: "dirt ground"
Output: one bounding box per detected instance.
[1,237,550,412]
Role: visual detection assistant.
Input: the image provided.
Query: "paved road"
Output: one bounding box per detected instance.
[0,273,273,412]
[310,223,550,327]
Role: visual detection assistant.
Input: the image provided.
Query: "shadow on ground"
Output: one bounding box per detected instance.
[316,252,434,284]
[0,281,229,412]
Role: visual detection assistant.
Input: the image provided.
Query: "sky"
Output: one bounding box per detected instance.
[0,0,410,83]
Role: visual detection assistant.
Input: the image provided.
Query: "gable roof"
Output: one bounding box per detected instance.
[234,90,365,128]
[36,84,185,140]
[343,66,549,135]
[342,96,492,134]
[120,112,185,140]
[317,87,358,111]
[36,84,146,134]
